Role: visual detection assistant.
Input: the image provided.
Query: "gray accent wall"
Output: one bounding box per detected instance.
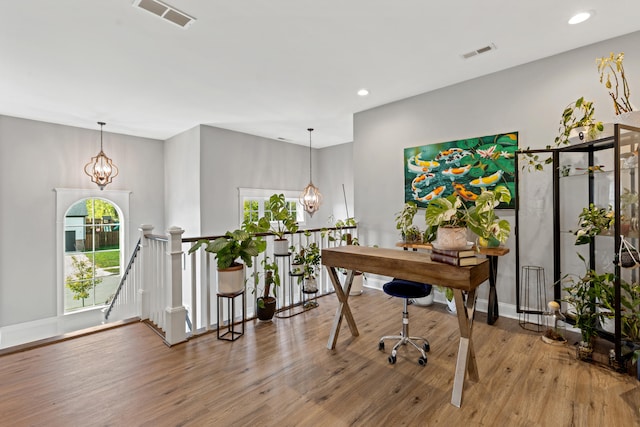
[354,30,640,308]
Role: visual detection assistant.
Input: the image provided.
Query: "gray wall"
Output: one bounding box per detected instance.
[0,115,165,326]
[354,31,640,307]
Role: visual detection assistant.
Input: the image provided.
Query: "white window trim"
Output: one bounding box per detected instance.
[55,188,131,316]
[238,187,305,225]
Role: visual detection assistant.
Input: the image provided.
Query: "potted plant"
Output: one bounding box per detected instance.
[302,241,321,293]
[620,188,638,235]
[246,193,299,255]
[562,254,614,360]
[395,202,422,243]
[251,257,280,321]
[522,97,604,171]
[465,184,512,247]
[573,204,615,245]
[188,228,266,294]
[290,245,305,276]
[597,52,636,122]
[424,193,469,249]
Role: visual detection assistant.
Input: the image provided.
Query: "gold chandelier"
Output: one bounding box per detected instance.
[299,128,322,216]
[84,121,118,190]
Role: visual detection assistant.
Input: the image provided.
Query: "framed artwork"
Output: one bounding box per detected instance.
[404,131,518,208]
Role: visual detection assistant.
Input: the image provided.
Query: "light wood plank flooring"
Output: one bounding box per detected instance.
[1,289,639,426]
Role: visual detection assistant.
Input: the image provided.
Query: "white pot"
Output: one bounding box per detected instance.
[217,264,245,295]
[435,226,468,250]
[569,124,613,143]
[291,263,304,275]
[273,238,289,256]
[413,293,434,306]
[446,297,457,314]
[614,111,640,127]
[350,273,364,296]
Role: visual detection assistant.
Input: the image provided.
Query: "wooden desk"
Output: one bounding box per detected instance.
[322,245,489,407]
[396,242,509,325]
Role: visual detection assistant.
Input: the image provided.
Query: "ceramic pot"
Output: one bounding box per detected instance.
[435,226,468,250]
[350,272,364,296]
[217,264,245,295]
[615,111,640,127]
[256,296,276,321]
[273,238,289,256]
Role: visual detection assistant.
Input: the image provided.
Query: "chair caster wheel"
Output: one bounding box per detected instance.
[418,356,427,366]
[388,355,396,364]
[378,341,385,351]
[423,343,430,353]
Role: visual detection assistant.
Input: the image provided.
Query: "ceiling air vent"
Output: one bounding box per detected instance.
[133,0,196,29]
[461,43,497,59]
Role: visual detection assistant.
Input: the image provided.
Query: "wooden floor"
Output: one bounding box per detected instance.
[1,289,639,427]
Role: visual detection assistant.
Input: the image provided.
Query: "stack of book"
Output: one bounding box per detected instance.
[430,247,483,266]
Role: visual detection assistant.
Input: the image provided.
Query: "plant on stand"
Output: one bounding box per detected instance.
[302,241,321,293]
[424,193,468,249]
[188,228,266,295]
[251,256,280,321]
[465,185,512,247]
[245,193,298,255]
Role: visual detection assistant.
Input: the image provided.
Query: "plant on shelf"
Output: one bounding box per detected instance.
[597,52,633,115]
[425,186,511,248]
[424,193,468,248]
[250,257,281,321]
[188,228,267,294]
[465,185,512,247]
[395,202,422,243]
[573,204,614,245]
[562,253,614,360]
[302,240,321,293]
[522,97,604,172]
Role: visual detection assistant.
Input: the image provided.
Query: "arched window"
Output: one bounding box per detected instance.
[63,198,122,312]
[56,188,130,316]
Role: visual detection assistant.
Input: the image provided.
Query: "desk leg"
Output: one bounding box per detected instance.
[326,267,359,350]
[451,288,478,408]
[487,256,499,325]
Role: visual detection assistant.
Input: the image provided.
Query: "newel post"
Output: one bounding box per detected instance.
[165,226,188,345]
[138,224,154,320]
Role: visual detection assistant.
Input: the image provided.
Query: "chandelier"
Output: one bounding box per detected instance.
[84,121,118,190]
[299,128,322,216]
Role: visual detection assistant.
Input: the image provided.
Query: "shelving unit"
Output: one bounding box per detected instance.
[516,123,640,365]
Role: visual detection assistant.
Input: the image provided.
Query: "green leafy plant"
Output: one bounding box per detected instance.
[466,185,512,246]
[562,253,614,345]
[395,202,421,242]
[424,194,467,229]
[573,204,614,245]
[188,229,266,270]
[245,193,298,239]
[522,97,604,172]
[302,241,321,279]
[597,52,633,115]
[251,256,280,308]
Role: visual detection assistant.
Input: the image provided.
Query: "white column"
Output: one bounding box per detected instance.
[165,226,187,345]
[138,224,154,320]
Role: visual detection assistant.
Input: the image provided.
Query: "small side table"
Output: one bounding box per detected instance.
[217,290,245,341]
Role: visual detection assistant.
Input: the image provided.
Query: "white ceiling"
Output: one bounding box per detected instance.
[1,1,640,147]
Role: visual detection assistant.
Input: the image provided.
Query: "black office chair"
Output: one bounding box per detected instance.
[378,278,432,366]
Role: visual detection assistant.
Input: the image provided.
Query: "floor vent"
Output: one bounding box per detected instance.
[461,43,497,59]
[133,0,196,28]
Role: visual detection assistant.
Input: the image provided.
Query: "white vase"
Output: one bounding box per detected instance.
[413,293,434,306]
[350,273,364,296]
[614,111,640,127]
[435,226,468,250]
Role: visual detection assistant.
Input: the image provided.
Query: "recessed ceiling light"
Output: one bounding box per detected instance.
[357,88,369,97]
[568,11,592,25]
